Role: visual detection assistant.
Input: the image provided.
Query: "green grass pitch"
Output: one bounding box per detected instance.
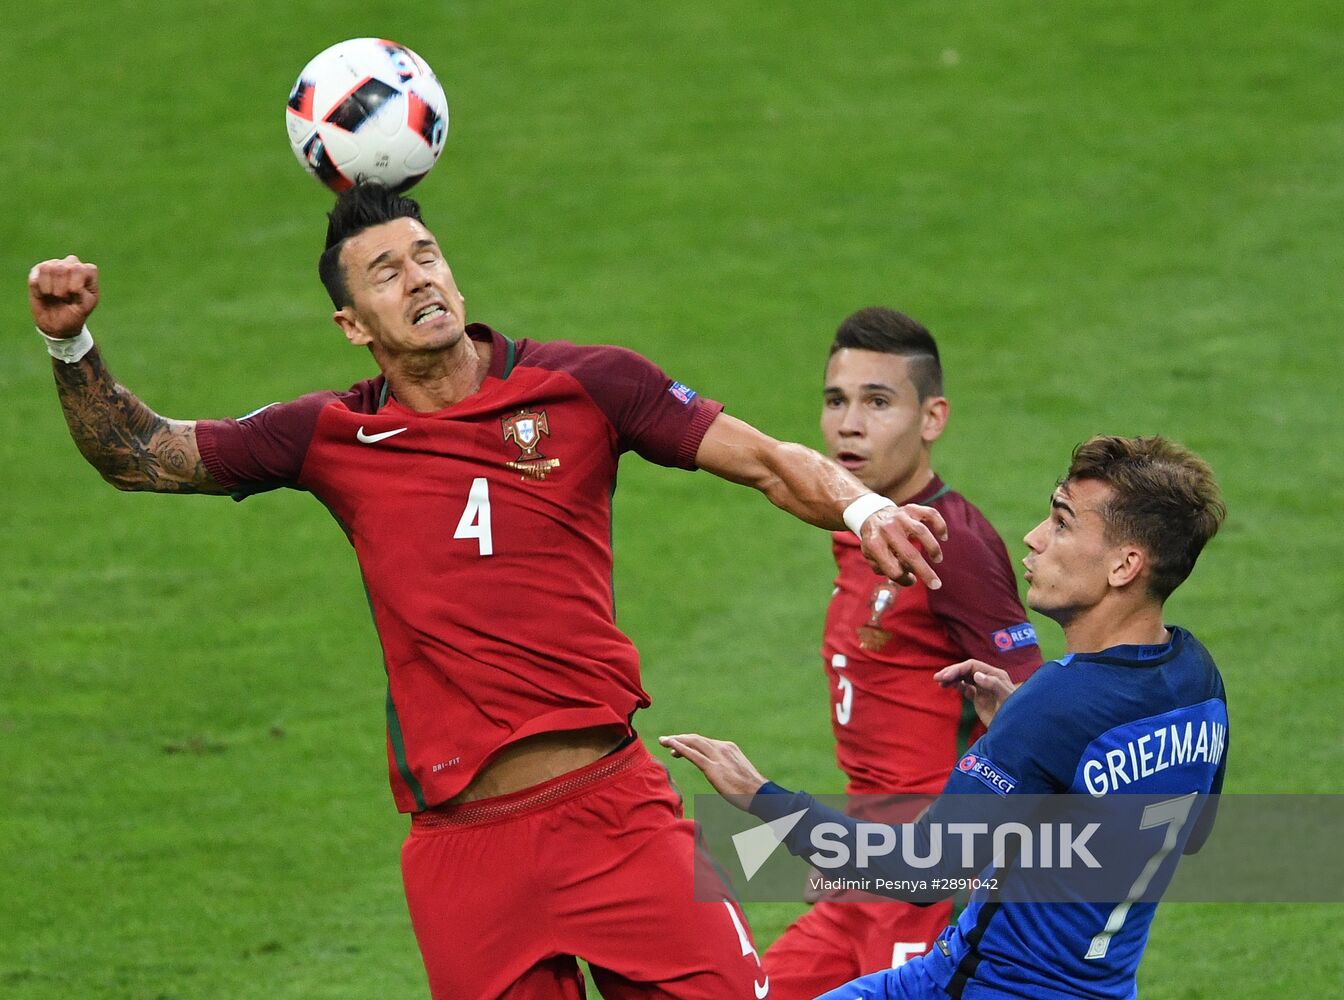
[2,1,1341,997]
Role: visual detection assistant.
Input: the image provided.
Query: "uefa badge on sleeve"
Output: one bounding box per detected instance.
[668,381,698,404]
[990,623,1038,652]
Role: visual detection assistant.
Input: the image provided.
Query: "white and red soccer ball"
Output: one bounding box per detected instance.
[286,38,449,194]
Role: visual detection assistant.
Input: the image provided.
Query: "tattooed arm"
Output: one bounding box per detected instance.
[30,256,226,495]
[49,348,223,494]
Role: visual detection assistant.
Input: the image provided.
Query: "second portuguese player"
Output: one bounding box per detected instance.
[763,308,1042,998]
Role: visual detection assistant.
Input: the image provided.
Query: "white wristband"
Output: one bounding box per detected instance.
[40,325,95,364]
[843,493,898,537]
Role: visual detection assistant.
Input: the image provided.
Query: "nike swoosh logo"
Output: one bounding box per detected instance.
[356,426,408,444]
[755,977,770,999]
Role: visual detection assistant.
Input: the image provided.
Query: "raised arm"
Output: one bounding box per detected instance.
[694,412,946,587]
[30,256,226,495]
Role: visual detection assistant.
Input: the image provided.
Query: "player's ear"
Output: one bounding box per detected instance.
[921,395,949,444]
[333,308,372,347]
[1108,544,1147,590]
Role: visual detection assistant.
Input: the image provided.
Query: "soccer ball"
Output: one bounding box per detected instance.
[285,38,449,194]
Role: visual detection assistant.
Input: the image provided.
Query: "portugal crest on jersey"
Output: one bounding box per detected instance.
[857,581,897,651]
[501,409,560,480]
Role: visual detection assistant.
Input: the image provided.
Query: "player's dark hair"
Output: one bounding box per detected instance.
[318,181,426,308]
[829,307,943,400]
[1065,435,1226,601]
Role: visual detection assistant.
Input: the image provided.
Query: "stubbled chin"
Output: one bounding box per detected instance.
[843,466,875,489]
[409,318,462,345]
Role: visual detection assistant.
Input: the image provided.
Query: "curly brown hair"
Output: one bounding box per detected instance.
[1065,436,1226,600]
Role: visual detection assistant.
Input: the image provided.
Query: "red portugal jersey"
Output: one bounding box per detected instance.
[195,324,723,812]
[822,476,1043,795]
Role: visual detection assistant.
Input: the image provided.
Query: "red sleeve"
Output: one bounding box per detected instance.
[195,391,337,498]
[529,342,724,469]
[927,514,1043,683]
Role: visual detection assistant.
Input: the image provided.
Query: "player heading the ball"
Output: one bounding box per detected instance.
[30,180,951,998]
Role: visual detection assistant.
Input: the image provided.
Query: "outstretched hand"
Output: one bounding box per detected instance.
[29,256,99,337]
[659,733,768,806]
[860,502,947,590]
[935,659,1018,728]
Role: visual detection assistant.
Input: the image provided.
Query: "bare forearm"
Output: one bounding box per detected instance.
[695,413,945,586]
[693,414,859,527]
[750,440,859,530]
[52,347,215,494]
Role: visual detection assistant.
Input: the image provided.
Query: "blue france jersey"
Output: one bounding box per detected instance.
[925,627,1228,1000]
[756,627,1228,1000]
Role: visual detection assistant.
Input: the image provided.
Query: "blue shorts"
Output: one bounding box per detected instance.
[816,951,948,1000]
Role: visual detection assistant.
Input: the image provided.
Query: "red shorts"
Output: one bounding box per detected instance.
[763,897,952,1000]
[401,739,767,999]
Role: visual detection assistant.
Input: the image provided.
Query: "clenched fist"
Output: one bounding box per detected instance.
[29,256,99,337]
